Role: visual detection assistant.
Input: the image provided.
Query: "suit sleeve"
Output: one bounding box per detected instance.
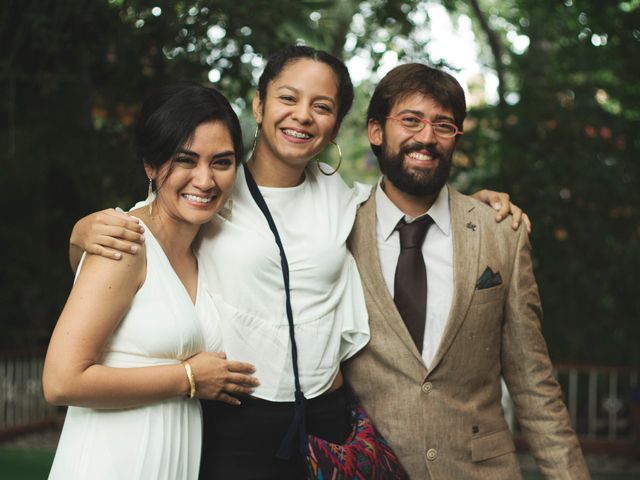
[501,227,590,479]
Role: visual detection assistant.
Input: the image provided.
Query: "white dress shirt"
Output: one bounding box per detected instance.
[375,178,454,368]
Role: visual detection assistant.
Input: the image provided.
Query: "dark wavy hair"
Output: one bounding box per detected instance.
[257,45,354,131]
[134,81,243,171]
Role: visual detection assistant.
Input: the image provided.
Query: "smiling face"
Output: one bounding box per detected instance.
[252,58,339,172]
[369,93,458,198]
[146,121,236,226]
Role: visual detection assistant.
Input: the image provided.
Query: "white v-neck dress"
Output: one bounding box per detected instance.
[49,222,217,480]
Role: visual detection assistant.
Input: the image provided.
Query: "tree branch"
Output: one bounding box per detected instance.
[468,0,507,114]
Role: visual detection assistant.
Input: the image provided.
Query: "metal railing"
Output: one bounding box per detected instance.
[0,350,59,440]
[504,364,640,453]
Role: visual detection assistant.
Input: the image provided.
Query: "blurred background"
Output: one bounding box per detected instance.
[0,0,638,478]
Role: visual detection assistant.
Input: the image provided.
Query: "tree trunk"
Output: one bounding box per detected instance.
[468,0,507,119]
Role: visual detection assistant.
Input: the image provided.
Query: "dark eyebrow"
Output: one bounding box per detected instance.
[176,148,235,159]
[277,85,336,106]
[176,148,198,157]
[212,150,235,159]
[396,109,456,123]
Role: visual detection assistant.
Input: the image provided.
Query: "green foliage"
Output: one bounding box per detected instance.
[0,0,637,365]
[0,0,400,347]
[454,0,640,364]
[0,448,56,480]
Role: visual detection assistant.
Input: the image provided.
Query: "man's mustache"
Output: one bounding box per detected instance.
[400,143,442,159]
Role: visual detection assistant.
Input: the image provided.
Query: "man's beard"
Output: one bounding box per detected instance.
[378,141,452,197]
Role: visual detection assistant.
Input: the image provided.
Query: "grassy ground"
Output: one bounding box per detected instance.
[0,449,55,480]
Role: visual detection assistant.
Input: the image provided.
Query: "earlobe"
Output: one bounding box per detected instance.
[368,119,384,146]
[252,91,263,124]
[143,163,155,180]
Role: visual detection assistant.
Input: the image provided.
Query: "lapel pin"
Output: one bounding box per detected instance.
[466,222,477,231]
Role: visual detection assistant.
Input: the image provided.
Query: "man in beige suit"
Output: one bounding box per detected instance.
[343,64,590,479]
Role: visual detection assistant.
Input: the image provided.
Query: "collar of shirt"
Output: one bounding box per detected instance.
[375,176,451,241]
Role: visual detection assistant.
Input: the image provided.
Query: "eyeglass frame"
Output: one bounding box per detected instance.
[386,115,463,138]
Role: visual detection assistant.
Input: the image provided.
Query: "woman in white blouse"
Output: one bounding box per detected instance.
[69,46,524,478]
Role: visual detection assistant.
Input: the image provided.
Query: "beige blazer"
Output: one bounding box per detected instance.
[343,186,590,479]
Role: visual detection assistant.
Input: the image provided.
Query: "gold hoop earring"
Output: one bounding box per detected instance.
[147,177,153,215]
[252,126,261,153]
[317,141,342,176]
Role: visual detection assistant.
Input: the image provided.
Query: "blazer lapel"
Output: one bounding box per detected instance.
[428,188,481,374]
[352,190,426,366]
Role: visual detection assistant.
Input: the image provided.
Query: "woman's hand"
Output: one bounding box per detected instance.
[471,189,532,233]
[70,209,146,271]
[187,352,259,405]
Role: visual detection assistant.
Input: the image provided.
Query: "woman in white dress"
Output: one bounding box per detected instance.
[68,46,527,478]
[43,82,259,480]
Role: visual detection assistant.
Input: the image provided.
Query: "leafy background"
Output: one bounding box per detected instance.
[1,0,638,365]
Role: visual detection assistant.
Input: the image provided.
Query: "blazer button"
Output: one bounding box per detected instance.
[422,382,433,393]
[426,448,437,461]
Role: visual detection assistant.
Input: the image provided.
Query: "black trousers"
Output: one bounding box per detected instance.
[199,386,351,480]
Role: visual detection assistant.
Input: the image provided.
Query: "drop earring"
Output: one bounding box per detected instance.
[147,177,153,215]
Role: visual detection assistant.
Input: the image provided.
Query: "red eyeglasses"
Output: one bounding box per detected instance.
[386,115,463,138]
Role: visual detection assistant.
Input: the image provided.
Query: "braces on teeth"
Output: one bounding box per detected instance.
[284,129,310,139]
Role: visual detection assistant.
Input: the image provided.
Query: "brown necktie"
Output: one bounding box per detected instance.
[394,216,433,353]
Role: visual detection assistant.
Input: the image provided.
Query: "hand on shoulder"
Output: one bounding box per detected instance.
[470,189,532,233]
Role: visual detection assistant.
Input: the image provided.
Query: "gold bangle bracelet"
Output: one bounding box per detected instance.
[183,362,196,399]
